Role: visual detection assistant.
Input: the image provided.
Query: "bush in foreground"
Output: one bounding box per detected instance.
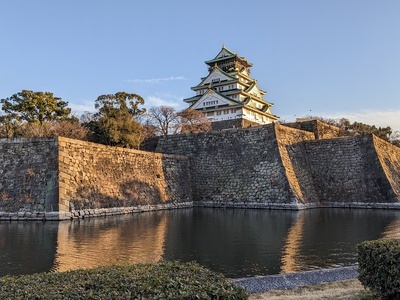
[357,239,400,299]
[0,261,248,299]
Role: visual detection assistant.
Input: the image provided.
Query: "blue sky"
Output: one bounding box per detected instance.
[1,1,400,134]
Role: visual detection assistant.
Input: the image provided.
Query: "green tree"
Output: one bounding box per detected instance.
[86,92,146,148]
[304,116,395,143]
[0,114,20,138]
[1,90,73,125]
[349,121,392,141]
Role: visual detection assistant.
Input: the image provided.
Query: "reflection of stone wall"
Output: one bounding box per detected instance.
[0,138,58,214]
[55,213,168,272]
[58,137,192,217]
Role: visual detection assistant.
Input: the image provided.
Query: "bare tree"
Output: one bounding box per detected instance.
[146,106,180,136]
[177,108,211,134]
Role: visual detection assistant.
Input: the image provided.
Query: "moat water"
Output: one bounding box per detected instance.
[1,208,400,278]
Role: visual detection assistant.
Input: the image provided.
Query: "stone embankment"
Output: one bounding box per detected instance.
[157,122,400,208]
[0,137,192,220]
[0,138,58,213]
[1,120,400,220]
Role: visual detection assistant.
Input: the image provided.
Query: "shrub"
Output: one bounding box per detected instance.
[0,261,248,299]
[357,239,400,299]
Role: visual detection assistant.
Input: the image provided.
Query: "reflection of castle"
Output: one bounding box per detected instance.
[183,45,279,130]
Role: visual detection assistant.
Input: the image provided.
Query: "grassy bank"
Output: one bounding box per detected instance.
[0,261,247,300]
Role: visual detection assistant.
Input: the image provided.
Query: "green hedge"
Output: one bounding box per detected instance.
[357,239,400,299]
[0,261,248,299]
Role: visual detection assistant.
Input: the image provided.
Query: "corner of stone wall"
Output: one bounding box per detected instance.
[372,135,400,201]
[0,137,59,217]
[274,123,317,204]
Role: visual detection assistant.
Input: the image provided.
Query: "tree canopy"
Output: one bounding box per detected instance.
[94,92,146,118]
[85,92,146,149]
[303,116,398,146]
[0,90,84,139]
[1,90,73,124]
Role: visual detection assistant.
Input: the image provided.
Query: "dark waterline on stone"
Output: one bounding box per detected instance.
[1,208,400,278]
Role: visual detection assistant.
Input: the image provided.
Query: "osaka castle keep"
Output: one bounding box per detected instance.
[183,45,279,130]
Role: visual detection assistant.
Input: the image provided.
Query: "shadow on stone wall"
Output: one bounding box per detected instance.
[70,179,164,210]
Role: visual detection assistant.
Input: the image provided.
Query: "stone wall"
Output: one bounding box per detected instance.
[0,138,58,213]
[284,119,340,139]
[58,137,192,216]
[0,137,192,220]
[211,118,265,131]
[158,124,400,209]
[287,134,399,204]
[157,124,302,207]
[274,124,316,204]
[373,135,400,198]
[1,122,400,220]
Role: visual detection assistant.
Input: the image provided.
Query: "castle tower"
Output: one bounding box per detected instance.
[183,45,279,130]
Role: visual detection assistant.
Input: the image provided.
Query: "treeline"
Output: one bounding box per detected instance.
[306,116,400,147]
[1,90,399,148]
[0,90,211,149]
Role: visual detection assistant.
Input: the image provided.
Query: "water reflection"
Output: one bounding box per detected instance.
[281,211,305,273]
[383,219,400,239]
[0,222,58,275]
[54,212,168,272]
[1,208,400,278]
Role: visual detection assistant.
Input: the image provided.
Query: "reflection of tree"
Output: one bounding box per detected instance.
[280,211,305,274]
[54,212,168,272]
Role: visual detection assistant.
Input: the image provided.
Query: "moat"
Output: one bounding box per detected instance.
[1,208,400,278]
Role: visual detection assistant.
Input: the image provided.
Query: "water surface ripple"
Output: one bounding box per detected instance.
[1,208,399,278]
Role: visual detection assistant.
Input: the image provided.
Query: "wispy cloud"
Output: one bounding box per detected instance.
[145,96,183,109]
[125,76,187,84]
[69,101,96,115]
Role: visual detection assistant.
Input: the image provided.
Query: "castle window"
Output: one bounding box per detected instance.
[212,78,220,83]
[207,112,214,116]
[217,111,221,115]
[203,101,218,106]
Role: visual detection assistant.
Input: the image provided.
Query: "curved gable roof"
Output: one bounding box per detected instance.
[197,66,236,86]
[190,89,241,110]
[205,46,252,67]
